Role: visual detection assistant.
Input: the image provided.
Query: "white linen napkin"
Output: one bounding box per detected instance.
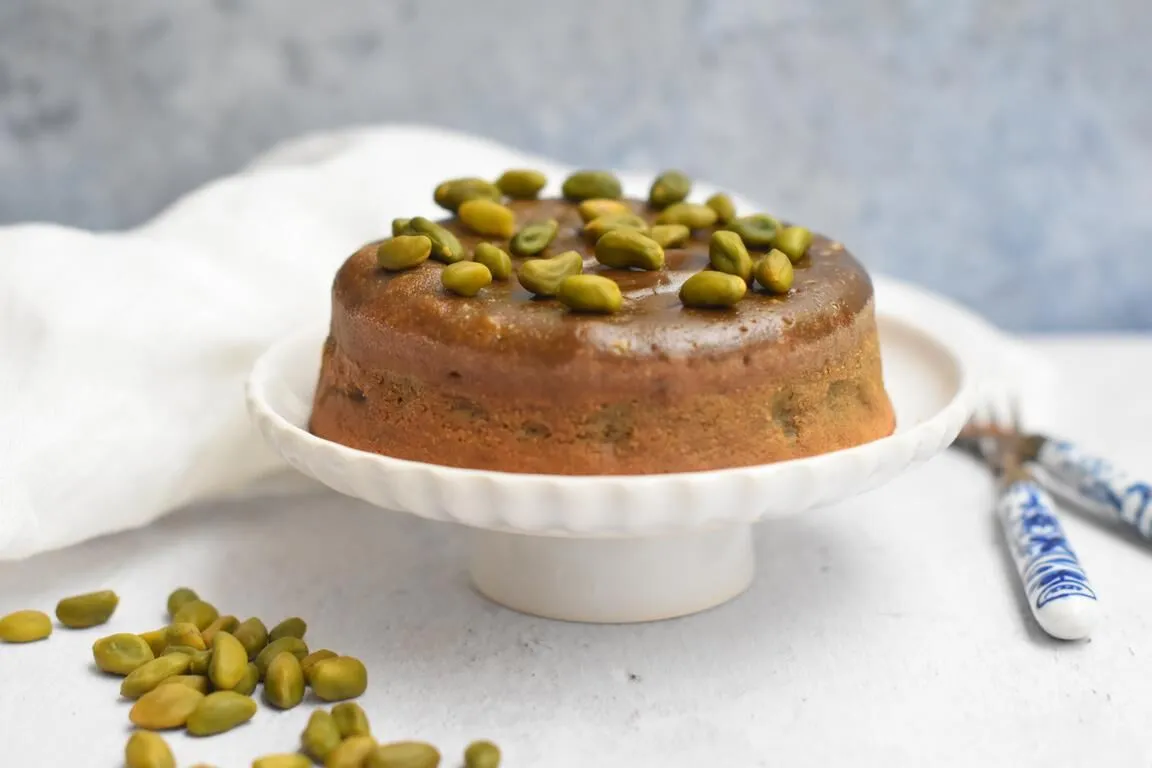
[0,124,1050,561]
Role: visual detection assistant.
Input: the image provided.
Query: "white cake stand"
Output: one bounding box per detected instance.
[246,278,986,623]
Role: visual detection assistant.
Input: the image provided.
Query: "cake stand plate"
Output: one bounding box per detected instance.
[246,279,986,623]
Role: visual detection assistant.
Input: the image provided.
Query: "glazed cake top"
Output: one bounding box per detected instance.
[333,195,872,362]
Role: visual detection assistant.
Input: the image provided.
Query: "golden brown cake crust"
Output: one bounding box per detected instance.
[310,197,895,475]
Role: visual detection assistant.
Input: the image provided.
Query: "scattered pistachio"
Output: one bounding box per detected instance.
[166,588,199,618]
[125,731,175,768]
[0,610,52,643]
[171,600,219,631]
[56,590,119,629]
[655,202,718,229]
[268,618,307,643]
[308,656,369,702]
[92,632,154,675]
[465,740,502,768]
[186,691,258,736]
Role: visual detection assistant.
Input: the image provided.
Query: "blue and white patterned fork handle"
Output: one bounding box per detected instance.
[997,480,1098,640]
[1036,440,1152,538]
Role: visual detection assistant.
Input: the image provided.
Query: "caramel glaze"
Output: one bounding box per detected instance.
[330,198,875,404]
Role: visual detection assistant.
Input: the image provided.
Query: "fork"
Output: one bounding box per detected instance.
[969,400,1099,641]
[961,390,1152,540]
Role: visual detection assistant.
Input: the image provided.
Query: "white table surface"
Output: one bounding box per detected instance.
[2,334,1150,768]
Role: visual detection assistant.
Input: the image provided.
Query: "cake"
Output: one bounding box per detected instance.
[309,169,895,475]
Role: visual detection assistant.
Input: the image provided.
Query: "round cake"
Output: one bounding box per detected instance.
[310,170,895,475]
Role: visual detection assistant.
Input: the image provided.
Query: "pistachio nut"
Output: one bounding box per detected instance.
[186,691,258,736]
[233,617,269,660]
[557,275,623,314]
[300,648,339,678]
[433,177,502,212]
[458,198,516,239]
[562,170,622,201]
[582,212,648,241]
[464,740,501,768]
[0,609,52,643]
[209,630,249,690]
[129,678,205,729]
[264,651,305,709]
[332,701,372,738]
[92,632,154,675]
[705,193,736,224]
[708,230,753,282]
[577,198,631,222]
[55,589,119,628]
[308,655,369,702]
[252,754,313,768]
[166,587,199,618]
[157,674,211,694]
[366,741,441,768]
[171,599,219,631]
[472,242,512,280]
[648,170,691,209]
[594,230,665,271]
[166,622,207,651]
[407,217,466,264]
[125,731,175,768]
[509,219,559,257]
[233,662,260,696]
[268,617,307,643]
[516,250,584,297]
[649,224,690,248]
[121,653,192,699]
[301,709,343,762]
[201,615,239,647]
[754,249,795,294]
[325,736,378,768]
[442,261,493,297]
[255,636,309,678]
[391,218,412,237]
[679,271,747,308]
[495,169,547,199]
[138,627,168,657]
[773,225,813,262]
[725,213,778,247]
[377,235,432,271]
[655,202,718,229]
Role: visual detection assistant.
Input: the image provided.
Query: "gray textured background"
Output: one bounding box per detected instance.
[1,0,1149,331]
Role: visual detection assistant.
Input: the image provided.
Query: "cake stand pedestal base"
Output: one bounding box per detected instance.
[468,525,755,623]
